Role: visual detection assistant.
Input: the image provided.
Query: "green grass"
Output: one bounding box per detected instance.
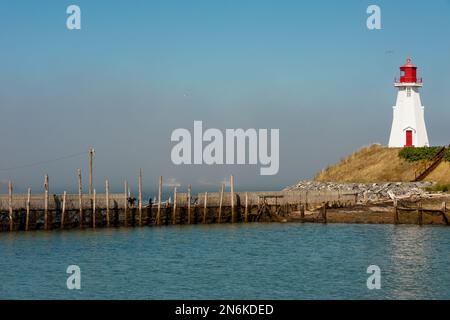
[444,149,450,162]
[398,146,444,162]
[425,183,450,193]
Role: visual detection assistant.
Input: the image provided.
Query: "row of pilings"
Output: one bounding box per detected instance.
[0,173,358,232]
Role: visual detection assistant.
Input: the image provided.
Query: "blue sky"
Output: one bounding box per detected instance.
[1,0,450,194]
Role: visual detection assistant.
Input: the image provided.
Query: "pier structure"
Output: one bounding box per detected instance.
[0,174,357,232]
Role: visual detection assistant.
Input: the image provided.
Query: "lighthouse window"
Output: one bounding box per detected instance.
[407,87,411,97]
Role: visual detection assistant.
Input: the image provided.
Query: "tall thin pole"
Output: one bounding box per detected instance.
[156,176,162,225]
[172,187,177,225]
[105,179,110,227]
[8,181,13,232]
[218,184,224,223]
[230,175,235,223]
[124,181,128,227]
[77,169,83,228]
[138,169,143,226]
[44,174,49,230]
[187,184,192,224]
[26,187,31,231]
[61,191,66,229]
[92,188,96,228]
[88,147,94,196]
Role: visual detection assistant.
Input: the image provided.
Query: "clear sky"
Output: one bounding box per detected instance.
[1,0,450,195]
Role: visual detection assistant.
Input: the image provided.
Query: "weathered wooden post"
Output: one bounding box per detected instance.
[92,189,96,228]
[26,187,31,231]
[172,187,177,225]
[393,198,399,224]
[187,184,192,224]
[244,192,249,223]
[321,202,328,223]
[305,190,309,211]
[8,181,13,232]
[44,174,49,230]
[218,184,224,223]
[61,191,66,229]
[105,179,110,227]
[138,169,143,226]
[417,201,423,226]
[442,202,449,225]
[88,147,94,196]
[230,175,235,223]
[124,181,128,227]
[156,176,162,225]
[203,192,208,224]
[77,169,83,228]
[300,203,305,222]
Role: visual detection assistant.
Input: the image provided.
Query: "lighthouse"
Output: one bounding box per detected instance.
[388,58,430,148]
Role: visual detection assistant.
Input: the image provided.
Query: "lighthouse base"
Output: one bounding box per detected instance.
[388,85,430,148]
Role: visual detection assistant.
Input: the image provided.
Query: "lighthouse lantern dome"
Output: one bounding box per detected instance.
[399,57,418,83]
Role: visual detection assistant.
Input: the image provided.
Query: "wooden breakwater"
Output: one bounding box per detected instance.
[0,176,358,232]
[393,199,449,226]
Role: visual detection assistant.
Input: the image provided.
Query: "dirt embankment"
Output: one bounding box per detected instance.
[314,144,450,184]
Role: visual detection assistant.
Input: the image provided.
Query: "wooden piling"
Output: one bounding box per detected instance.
[8,181,13,232]
[156,176,162,225]
[61,191,66,229]
[230,175,235,223]
[124,181,128,227]
[44,174,49,230]
[77,169,83,228]
[187,184,192,224]
[105,179,110,227]
[244,192,249,223]
[26,188,31,231]
[442,202,449,225]
[305,190,309,211]
[203,192,208,224]
[321,202,327,223]
[300,203,305,222]
[172,187,177,225]
[393,198,399,224]
[89,147,94,196]
[417,201,423,226]
[138,169,143,226]
[92,189,96,228]
[218,184,224,223]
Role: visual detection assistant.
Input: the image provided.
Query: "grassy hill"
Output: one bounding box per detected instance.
[314,144,450,184]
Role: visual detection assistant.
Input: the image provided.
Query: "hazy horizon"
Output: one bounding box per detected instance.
[1,0,450,194]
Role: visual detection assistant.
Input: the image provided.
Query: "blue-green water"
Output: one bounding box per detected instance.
[0,223,449,300]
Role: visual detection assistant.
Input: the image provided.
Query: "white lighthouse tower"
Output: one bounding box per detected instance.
[388,58,430,148]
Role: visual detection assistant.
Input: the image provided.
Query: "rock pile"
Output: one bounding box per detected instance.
[284,181,435,203]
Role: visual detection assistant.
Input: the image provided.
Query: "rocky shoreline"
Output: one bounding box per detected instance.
[284,181,435,203]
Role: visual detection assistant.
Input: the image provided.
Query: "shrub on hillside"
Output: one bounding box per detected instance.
[444,149,450,162]
[425,183,450,193]
[398,146,443,162]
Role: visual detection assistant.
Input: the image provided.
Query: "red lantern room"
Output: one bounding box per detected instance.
[399,57,418,83]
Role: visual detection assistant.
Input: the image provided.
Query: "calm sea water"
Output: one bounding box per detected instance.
[0,223,449,300]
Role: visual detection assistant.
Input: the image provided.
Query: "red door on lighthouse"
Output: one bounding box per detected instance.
[405,130,413,147]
